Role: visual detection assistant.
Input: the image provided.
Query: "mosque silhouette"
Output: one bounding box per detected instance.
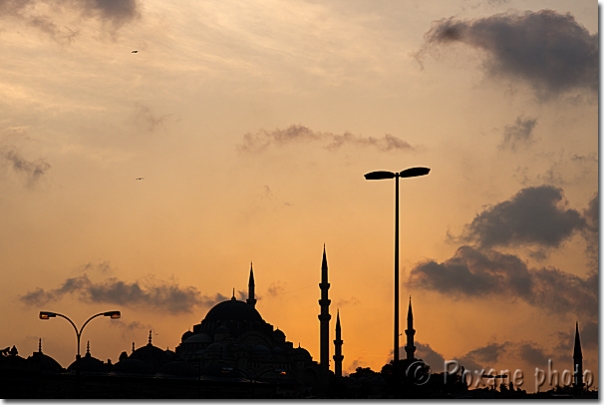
[0,246,595,398]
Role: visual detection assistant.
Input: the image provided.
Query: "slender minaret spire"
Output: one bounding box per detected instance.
[333,310,344,377]
[405,296,416,361]
[247,262,257,308]
[148,330,152,346]
[318,244,331,371]
[573,322,583,388]
[38,338,42,353]
[86,341,91,356]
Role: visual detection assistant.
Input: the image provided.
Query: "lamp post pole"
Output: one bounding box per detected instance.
[364,167,430,369]
[39,310,121,397]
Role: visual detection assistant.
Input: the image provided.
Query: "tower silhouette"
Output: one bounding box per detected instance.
[333,310,344,377]
[246,262,256,308]
[573,322,583,389]
[318,245,331,371]
[404,297,416,361]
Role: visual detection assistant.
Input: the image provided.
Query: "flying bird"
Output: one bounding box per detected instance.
[135,177,144,181]
[132,50,138,53]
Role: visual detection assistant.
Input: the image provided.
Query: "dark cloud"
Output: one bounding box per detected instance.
[516,342,549,366]
[0,0,139,38]
[238,124,413,154]
[79,260,112,273]
[459,185,585,250]
[20,274,228,314]
[2,149,51,187]
[419,10,598,100]
[413,342,446,373]
[581,193,598,270]
[499,116,538,151]
[407,246,597,319]
[555,320,598,353]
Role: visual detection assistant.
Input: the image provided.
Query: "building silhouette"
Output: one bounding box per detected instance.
[318,245,331,373]
[404,297,416,361]
[333,310,344,377]
[573,322,583,389]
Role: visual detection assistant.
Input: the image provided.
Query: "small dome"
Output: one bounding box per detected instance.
[130,344,169,371]
[184,333,212,344]
[206,342,226,353]
[26,352,63,372]
[273,329,286,342]
[216,325,229,334]
[67,353,108,373]
[181,330,194,341]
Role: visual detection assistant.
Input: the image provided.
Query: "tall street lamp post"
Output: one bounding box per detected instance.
[364,167,430,367]
[39,310,121,396]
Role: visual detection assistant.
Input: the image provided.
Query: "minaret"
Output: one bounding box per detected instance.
[247,262,257,308]
[573,322,583,388]
[318,245,331,371]
[404,297,416,361]
[333,310,344,377]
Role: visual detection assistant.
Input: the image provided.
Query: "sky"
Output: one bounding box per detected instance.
[0,0,598,392]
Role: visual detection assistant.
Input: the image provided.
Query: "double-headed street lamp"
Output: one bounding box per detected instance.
[39,309,121,393]
[364,167,430,365]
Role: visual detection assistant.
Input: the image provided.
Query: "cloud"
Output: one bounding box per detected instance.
[419,10,598,100]
[407,246,597,319]
[79,260,112,274]
[20,274,229,314]
[459,185,585,250]
[0,0,139,39]
[1,148,51,187]
[334,296,361,307]
[581,193,598,270]
[130,104,173,133]
[499,116,538,151]
[266,281,286,297]
[515,342,549,366]
[413,342,446,373]
[238,124,413,154]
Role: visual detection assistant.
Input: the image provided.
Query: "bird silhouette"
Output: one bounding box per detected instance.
[135,177,144,181]
[132,50,138,54]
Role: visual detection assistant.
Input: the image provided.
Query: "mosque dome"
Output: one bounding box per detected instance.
[203,299,263,323]
[67,352,108,373]
[183,333,212,344]
[26,352,63,372]
[128,331,170,371]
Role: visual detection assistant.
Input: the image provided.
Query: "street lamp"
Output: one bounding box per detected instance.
[364,167,430,366]
[39,310,121,396]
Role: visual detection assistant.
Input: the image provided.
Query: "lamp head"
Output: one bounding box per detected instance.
[104,311,121,319]
[364,171,395,180]
[39,311,56,320]
[399,167,430,178]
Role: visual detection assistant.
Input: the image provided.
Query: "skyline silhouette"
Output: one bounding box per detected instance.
[0,0,597,397]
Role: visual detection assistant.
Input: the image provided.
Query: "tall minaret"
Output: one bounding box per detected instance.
[333,310,344,377]
[404,297,416,361]
[247,262,256,308]
[573,322,583,388]
[318,245,331,371]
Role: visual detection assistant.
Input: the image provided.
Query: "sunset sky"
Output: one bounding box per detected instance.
[0,0,598,391]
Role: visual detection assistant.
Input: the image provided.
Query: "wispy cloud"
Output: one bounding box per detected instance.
[417,10,598,100]
[20,274,229,314]
[238,124,414,154]
[0,0,139,39]
[499,116,538,151]
[1,148,51,187]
